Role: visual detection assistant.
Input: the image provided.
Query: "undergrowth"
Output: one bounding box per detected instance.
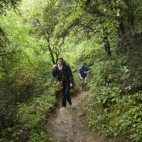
[83,54,142,142]
[0,88,57,142]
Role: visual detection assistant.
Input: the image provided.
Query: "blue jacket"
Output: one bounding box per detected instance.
[78,65,89,79]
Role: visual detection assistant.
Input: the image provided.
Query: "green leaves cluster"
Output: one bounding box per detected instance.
[83,54,142,142]
[0,90,56,142]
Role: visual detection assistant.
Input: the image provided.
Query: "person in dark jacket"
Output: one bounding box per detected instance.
[52,57,74,108]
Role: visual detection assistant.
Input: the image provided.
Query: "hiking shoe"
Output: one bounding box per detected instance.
[69,102,72,105]
[60,106,66,108]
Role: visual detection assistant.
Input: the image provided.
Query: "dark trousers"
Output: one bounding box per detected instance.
[61,84,71,107]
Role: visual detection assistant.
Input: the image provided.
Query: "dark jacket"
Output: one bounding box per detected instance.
[52,62,74,85]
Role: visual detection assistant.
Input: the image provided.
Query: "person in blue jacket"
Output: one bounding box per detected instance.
[78,62,89,90]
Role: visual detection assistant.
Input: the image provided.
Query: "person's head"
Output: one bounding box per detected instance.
[81,62,85,68]
[57,57,64,66]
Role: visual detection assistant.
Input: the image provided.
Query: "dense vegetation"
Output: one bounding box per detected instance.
[0,0,142,141]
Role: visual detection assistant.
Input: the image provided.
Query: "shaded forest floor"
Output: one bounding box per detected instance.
[46,89,112,142]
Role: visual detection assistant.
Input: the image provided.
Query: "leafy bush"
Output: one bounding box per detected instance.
[84,54,142,142]
[0,89,56,142]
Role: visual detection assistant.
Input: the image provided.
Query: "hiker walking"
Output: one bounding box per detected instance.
[78,62,89,90]
[52,57,74,108]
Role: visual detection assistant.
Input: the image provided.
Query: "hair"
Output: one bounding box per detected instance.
[57,57,64,61]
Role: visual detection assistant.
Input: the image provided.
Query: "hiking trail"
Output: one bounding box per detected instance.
[46,89,108,142]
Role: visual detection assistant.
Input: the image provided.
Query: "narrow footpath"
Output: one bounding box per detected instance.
[46,90,108,142]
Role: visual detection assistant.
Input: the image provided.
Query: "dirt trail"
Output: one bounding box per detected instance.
[46,90,107,142]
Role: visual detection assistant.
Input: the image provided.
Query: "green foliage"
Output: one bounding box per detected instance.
[28,130,48,142]
[1,0,142,142]
[0,89,56,142]
[83,54,142,142]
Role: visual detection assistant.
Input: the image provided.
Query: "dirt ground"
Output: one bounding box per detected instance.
[46,89,109,142]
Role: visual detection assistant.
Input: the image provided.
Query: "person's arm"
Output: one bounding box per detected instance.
[78,68,82,79]
[79,73,82,79]
[52,65,58,77]
[67,65,74,87]
[85,66,89,78]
